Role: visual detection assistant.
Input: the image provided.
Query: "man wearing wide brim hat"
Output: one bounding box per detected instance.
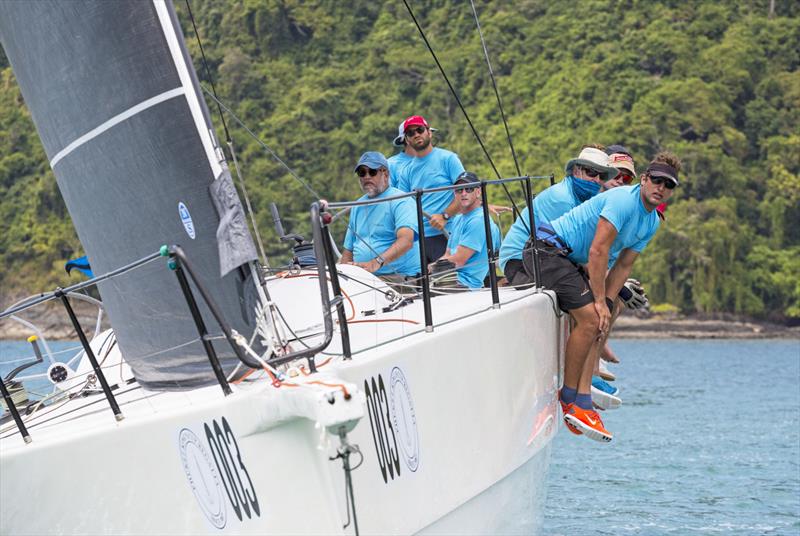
[499,146,619,284]
[564,147,619,182]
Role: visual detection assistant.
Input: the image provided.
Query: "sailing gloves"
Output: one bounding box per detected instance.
[619,278,649,310]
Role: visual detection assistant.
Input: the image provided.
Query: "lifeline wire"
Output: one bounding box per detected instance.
[401,0,525,223]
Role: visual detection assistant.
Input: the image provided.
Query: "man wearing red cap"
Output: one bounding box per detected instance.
[390,115,465,263]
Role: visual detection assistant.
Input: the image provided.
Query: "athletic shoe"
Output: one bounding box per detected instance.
[591,377,622,410]
[563,404,613,443]
[592,376,620,396]
[559,397,582,435]
[597,359,616,382]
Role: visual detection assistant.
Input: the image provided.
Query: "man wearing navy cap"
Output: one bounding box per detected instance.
[340,152,421,285]
[522,151,681,443]
[390,115,465,263]
[430,171,501,289]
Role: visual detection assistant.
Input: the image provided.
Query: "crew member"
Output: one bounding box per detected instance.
[340,152,421,288]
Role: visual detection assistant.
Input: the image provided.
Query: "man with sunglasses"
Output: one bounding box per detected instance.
[522,152,681,442]
[499,146,618,286]
[430,172,502,289]
[390,115,465,264]
[340,152,421,286]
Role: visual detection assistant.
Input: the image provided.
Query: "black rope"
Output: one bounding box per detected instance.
[401,0,525,225]
[184,0,231,144]
[469,0,521,177]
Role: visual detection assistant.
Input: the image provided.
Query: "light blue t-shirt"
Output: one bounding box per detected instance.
[343,187,421,276]
[391,147,465,237]
[550,184,661,266]
[388,152,414,186]
[446,206,502,288]
[498,176,580,271]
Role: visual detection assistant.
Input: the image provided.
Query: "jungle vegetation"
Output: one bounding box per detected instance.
[1,0,798,321]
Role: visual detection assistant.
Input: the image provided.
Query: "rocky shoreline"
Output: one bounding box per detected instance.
[611,313,799,339]
[2,303,798,341]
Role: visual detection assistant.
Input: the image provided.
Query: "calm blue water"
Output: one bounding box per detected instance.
[544,339,800,535]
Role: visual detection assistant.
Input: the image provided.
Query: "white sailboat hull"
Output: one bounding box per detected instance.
[1,288,562,535]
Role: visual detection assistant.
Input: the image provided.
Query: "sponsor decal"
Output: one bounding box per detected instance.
[364,366,419,484]
[179,428,227,529]
[389,367,419,472]
[178,201,196,239]
[178,417,260,529]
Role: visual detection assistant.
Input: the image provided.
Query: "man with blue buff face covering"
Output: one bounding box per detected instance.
[500,146,617,285]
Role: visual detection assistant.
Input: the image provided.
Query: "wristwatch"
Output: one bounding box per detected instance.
[376,255,386,267]
[442,213,450,221]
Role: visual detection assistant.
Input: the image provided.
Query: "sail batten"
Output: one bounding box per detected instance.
[50,87,187,168]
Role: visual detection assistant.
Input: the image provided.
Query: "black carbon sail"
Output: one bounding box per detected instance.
[0,1,260,389]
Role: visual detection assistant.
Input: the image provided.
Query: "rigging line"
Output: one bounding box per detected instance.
[200,86,320,199]
[468,0,521,177]
[184,0,231,144]
[400,0,524,222]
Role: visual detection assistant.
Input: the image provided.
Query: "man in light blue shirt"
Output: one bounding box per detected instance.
[500,147,618,283]
[340,152,421,282]
[390,115,465,263]
[522,152,681,443]
[431,172,501,289]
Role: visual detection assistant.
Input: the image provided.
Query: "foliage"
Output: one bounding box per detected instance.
[1,0,798,319]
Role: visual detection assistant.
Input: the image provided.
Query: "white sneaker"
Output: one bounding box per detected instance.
[597,360,616,382]
[591,384,622,410]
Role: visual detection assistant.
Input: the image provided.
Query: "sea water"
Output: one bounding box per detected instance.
[1,339,798,534]
[543,339,800,535]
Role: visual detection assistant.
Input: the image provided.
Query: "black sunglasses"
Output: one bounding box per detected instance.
[455,186,477,193]
[404,126,427,137]
[356,167,381,177]
[649,175,677,189]
[581,167,601,178]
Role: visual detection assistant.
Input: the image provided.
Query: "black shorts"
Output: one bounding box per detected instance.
[424,234,448,264]
[517,238,594,312]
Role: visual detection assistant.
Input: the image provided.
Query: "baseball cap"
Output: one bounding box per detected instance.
[354,151,388,172]
[608,152,637,177]
[454,171,479,185]
[392,122,405,147]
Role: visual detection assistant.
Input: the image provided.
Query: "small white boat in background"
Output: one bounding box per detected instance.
[0,1,563,534]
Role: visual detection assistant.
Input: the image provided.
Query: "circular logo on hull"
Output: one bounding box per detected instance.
[179,428,226,529]
[389,366,419,472]
[178,202,196,239]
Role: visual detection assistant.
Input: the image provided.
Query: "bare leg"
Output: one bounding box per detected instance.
[586,300,625,389]
[563,303,600,393]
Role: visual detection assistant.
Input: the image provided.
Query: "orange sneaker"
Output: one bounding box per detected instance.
[559,400,583,435]
[563,404,613,443]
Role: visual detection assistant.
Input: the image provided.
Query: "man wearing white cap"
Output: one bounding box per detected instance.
[390,115,465,263]
[500,146,618,285]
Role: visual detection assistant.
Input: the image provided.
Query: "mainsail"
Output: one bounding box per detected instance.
[0,0,260,389]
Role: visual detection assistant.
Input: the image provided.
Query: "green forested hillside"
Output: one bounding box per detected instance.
[1,0,798,320]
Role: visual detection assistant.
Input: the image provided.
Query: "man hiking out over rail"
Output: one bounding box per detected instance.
[520,152,681,442]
